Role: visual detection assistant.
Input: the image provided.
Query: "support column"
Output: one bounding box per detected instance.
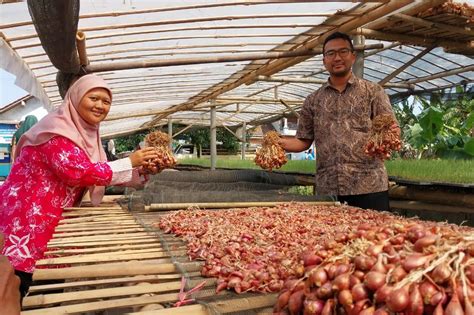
[352,34,365,78]
[241,122,247,160]
[210,102,217,170]
[168,119,173,150]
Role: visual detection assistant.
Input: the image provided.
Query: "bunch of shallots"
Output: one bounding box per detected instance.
[143,131,177,173]
[274,221,474,315]
[365,114,402,160]
[255,131,287,171]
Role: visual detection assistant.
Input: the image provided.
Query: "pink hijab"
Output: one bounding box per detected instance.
[16,74,112,206]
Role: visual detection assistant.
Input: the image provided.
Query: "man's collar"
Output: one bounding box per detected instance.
[324,73,357,90]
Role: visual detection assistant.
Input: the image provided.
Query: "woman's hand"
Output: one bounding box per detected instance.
[128,147,158,168]
[0,234,21,315]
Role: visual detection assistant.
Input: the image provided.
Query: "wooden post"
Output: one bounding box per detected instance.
[352,34,364,78]
[210,101,217,170]
[241,121,246,160]
[168,119,173,150]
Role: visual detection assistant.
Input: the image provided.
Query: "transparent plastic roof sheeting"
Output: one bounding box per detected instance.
[1,1,473,137]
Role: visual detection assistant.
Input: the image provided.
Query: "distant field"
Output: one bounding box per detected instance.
[179,157,474,184]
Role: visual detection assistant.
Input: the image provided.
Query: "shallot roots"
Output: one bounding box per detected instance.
[143,131,177,173]
[255,131,287,171]
[365,114,402,160]
[274,221,473,315]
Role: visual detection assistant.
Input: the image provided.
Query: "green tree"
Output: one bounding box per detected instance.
[397,86,474,159]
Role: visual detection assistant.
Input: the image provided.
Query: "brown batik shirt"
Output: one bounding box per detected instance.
[296,75,398,196]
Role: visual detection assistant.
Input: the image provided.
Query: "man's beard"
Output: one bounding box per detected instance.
[331,66,350,77]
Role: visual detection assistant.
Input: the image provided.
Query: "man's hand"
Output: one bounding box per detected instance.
[0,234,21,315]
[128,147,158,168]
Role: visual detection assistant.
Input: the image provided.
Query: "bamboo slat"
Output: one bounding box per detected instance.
[48,232,152,243]
[59,215,133,224]
[23,279,216,307]
[127,304,207,315]
[129,293,278,314]
[29,272,201,293]
[46,238,162,248]
[37,251,180,266]
[21,289,231,315]
[33,261,202,280]
[145,201,340,211]
[64,206,122,211]
[55,224,141,232]
[45,243,184,256]
[53,227,146,238]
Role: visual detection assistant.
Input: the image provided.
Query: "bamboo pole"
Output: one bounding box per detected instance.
[37,252,177,266]
[389,185,474,208]
[85,49,326,73]
[389,200,474,214]
[279,99,300,118]
[53,228,146,238]
[404,65,474,84]
[129,293,278,315]
[238,1,414,82]
[76,31,89,66]
[45,243,183,256]
[48,233,153,244]
[128,305,207,315]
[21,288,228,315]
[378,45,434,86]
[55,224,141,232]
[23,278,215,308]
[65,206,122,211]
[145,201,340,211]
[46,238,162,248]
[257,75,414,89]
[353,28,470,51]
[29,272,200,293]
[391,13,474,36]
[33,260,202,280]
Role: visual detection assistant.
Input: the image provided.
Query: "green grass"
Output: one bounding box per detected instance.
[179,157,316,174]
[385,159,474,184]
[179,157,474,184]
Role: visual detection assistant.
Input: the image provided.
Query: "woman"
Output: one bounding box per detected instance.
[10,115,38,164]
[0,74,157,300]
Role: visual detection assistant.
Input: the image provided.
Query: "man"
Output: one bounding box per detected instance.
[0,234,21,314]
[279,32,400,211]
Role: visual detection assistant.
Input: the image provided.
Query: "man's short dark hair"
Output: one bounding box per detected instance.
[323,32,354,53]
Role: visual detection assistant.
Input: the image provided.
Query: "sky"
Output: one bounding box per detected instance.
[0,69,48,120]
[0,69,27,108]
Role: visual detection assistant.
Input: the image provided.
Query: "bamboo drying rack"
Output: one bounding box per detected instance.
[25,199,302,314]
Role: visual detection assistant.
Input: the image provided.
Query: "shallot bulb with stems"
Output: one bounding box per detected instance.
[255,131,287,171]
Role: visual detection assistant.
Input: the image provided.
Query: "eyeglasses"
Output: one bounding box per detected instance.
[323,48,353,59]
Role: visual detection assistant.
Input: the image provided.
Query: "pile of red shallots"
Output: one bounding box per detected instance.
[157,204,415,295]
[365,114,402,160]
[255,131,288,171]
[274,221,473,315]
[143,131,177,173]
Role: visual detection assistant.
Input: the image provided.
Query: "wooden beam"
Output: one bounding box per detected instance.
[353,28,470,50]
[172,124,194,138]
[216,97,303,104]
[404,65,474,85]
[243,1,414,81]
[150,0,413,123]
[279,99,300,118]
[84,49,324,73]
[391,13,474,37]
[222,124,242,142]
[379,45,434,86]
